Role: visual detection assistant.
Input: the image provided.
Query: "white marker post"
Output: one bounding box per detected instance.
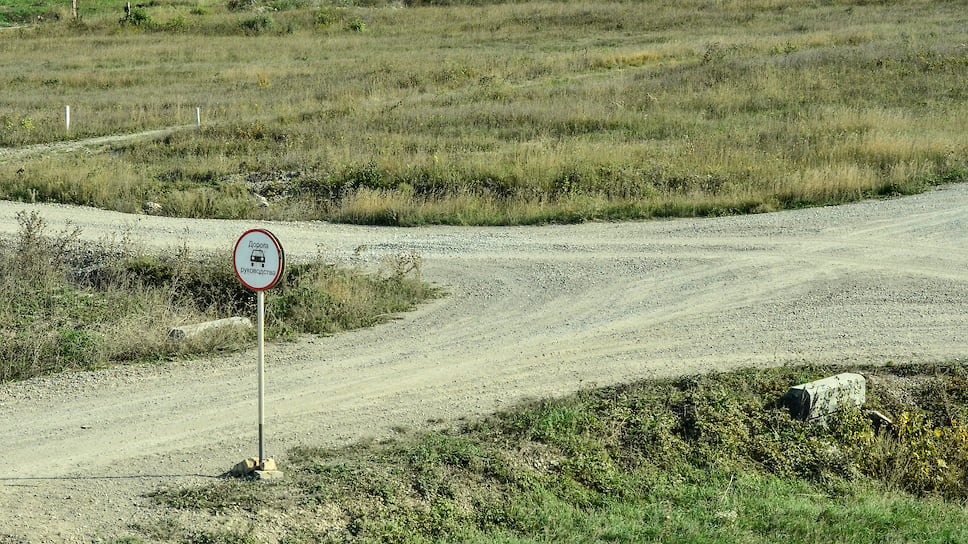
[233,229,285,475]
[65,106,70,131]
[196,107,201,128]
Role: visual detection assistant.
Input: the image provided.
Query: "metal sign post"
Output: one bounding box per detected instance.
[233,229,285,475]
[257,289,266,463]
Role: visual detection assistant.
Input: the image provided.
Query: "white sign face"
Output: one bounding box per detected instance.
[234,229,285,291]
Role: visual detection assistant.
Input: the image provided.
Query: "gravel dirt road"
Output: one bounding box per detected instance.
[1,185,967,542]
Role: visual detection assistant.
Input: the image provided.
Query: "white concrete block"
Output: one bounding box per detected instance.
[169,317,252,340]
[781,372,866,422]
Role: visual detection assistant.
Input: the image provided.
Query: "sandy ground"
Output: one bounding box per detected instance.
[1,185,967,542]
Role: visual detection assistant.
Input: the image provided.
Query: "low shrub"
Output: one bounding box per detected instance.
[239,15,275,33]
[0,211,434,382]
[118,7,154,28]
[226,0,259,11]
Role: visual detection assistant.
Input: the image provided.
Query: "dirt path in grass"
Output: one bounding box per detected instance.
[1,185,968,542]
[0,126,193,163]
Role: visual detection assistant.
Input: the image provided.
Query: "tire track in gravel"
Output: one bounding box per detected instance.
[1,185,968,542]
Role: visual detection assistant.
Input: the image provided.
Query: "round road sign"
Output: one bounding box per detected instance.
[234,229,285,291]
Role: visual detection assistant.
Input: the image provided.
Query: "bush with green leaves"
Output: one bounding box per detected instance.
[239,15,274,33]
[346,15,365,32]
[118,6,154,28]
[226,0,259,11]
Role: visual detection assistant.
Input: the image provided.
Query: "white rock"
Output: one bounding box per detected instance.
[780,372,866,423]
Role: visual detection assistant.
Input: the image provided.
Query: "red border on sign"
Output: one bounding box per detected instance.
[234,228,285,291]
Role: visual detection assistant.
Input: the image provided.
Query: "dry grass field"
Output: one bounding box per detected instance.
[1,0,966,224]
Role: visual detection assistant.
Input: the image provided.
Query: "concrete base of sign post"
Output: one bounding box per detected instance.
[168,317,253,340]
[230,457,284,480]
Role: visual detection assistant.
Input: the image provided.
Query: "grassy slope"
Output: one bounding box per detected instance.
[144,363,968,543]
[0,0,966,224]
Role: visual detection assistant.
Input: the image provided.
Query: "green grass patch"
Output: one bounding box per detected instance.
[0,211,436,382]
[145,362,968,543]
[0,0,966,224]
